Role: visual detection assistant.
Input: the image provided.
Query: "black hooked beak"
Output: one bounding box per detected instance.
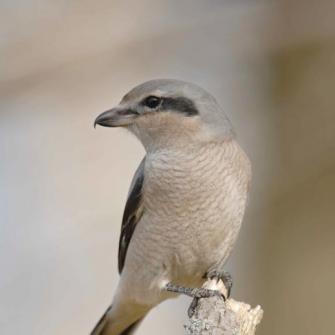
[94,107,139,128]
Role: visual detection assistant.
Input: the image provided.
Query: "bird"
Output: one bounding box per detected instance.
[92,79,251,335]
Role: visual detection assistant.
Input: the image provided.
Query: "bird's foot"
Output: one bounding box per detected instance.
[165,282,223,299]
[188,297,200,318]
[186,271,232,318]
[165,283,224,318]
[205,270,233,299]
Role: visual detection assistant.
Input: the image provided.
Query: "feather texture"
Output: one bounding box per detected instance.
[118,157,145,273]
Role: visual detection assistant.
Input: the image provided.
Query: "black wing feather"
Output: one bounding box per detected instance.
[118,157,145,273]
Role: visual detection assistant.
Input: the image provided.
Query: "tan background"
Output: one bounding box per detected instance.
[1,1,334,334]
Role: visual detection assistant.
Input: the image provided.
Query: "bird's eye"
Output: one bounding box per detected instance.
[144,96,161,109]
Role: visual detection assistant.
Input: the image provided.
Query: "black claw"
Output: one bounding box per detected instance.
[205,270,233,298]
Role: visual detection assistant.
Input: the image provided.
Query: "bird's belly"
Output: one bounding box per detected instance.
[144,178,245,279]
[126,191,244,292]
[166,210,241,287]
[118,192,245,307]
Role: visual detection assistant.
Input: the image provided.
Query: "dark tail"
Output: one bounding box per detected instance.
[90,304,145,335]
[119,320,143,335]
[90,305,112,335]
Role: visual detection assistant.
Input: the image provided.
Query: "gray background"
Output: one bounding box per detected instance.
[1,1,334,334]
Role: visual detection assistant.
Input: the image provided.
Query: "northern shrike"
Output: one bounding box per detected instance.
[92,79,251,335]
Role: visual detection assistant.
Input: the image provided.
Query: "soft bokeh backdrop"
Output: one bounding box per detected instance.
[1,1,334,334]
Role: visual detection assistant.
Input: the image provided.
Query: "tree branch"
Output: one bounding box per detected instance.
[184,279,263,335]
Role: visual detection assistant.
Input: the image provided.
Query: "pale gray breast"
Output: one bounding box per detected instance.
[135,140,251,282]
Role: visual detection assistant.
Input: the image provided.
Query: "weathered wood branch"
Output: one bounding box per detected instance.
[184,279,263,335]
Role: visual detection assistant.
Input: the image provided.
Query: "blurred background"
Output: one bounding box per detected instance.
[1,0,334,334]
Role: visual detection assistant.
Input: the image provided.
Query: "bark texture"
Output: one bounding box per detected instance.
[184,279,263,335]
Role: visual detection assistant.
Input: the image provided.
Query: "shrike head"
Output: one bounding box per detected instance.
[95,79,234,150]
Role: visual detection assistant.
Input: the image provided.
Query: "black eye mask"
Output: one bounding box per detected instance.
[141,96,198,117]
